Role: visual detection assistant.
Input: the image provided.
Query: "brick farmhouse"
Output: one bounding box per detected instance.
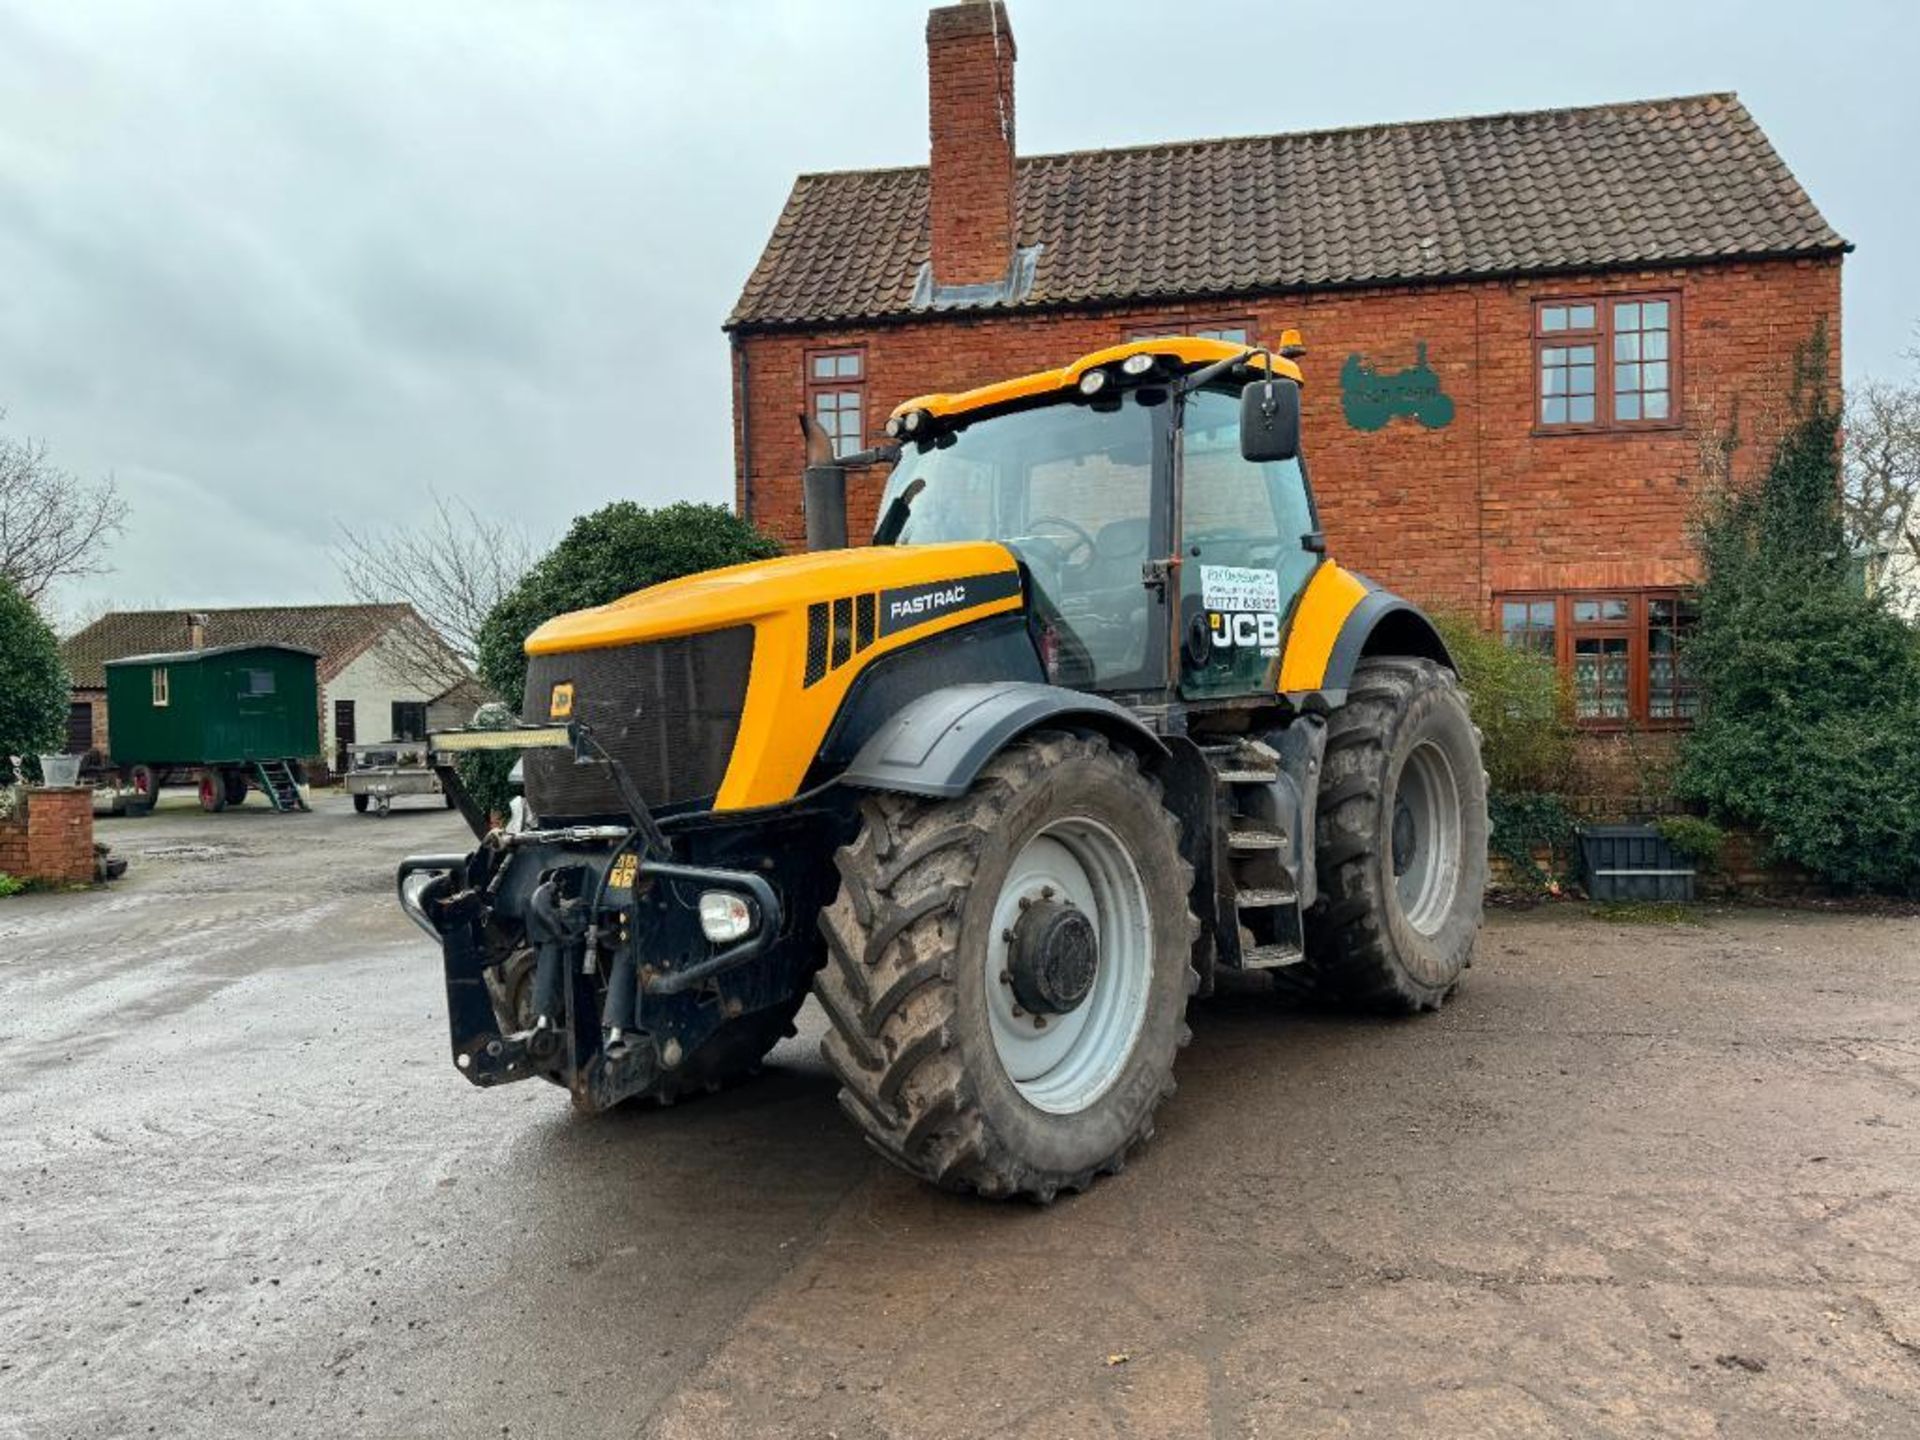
[727,0,1847,732]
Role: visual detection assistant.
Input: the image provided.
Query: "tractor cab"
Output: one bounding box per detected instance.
[874,337,1321,704]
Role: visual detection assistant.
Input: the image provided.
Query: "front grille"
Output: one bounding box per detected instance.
[521,627,754,821]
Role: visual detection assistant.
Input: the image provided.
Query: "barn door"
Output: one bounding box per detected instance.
[66,702,93,756]
[333,699,356,777]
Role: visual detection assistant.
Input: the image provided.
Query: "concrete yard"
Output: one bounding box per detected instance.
[2,797,1917,1439]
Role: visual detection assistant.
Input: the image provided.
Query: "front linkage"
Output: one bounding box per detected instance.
[396,724,803,1111]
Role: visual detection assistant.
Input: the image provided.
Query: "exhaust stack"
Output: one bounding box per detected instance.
[800,413,849,552]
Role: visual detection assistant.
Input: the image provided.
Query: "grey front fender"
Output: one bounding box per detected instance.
[839,683,1167,800]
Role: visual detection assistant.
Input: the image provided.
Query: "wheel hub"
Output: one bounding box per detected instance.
[1006,897,1097,1016]
[1392,741,1465,938]
[985,820,1153,1115]
[1392,798,1417,877]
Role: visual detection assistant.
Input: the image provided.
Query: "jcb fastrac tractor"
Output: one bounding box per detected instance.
[400,335,1488,1201]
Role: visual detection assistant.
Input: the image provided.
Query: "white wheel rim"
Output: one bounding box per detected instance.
[1393,740,1464,938]
[985,817,1153,1116]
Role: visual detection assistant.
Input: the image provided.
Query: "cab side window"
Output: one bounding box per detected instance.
[1181,387,1311,567]
[1179,387,1321,699]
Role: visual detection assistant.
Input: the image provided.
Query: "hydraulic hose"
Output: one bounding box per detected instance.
[525,878,570,1058]
[585,829,644,1044]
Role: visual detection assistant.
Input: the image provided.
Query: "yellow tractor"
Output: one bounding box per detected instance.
[400,336,1487,1200]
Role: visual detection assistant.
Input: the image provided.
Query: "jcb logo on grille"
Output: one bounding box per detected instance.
[549,682,574,719]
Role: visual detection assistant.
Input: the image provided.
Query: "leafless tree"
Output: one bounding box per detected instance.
[335,490,534,696]
[0,413,128,602]
[1844,377,1920,560]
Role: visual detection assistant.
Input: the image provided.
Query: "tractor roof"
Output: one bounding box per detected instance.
[891,336,1304,423]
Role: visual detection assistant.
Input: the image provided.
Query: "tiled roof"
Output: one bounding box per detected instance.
[728,93,1845,329]
[62,604,413,689]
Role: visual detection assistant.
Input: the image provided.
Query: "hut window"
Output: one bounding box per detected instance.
[245,669,275,696]
[151,667,170,707]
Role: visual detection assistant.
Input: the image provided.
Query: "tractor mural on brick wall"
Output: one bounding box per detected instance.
[1341,342,1455,432]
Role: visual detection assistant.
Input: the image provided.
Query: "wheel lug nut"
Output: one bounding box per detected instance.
[1033,1015,1047,1029]
[1011,1004,1024,1017]
[1001,929,1014,943]
[998,969,1012,985]
[1040,886,1055,900]
[1018,896,1032,911]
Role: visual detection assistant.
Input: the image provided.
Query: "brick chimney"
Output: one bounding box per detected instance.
[926,1,1017,288]
[186,612,208,650]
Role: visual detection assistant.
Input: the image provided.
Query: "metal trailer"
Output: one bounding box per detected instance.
[344,740,454,816]
[102,643,319,814]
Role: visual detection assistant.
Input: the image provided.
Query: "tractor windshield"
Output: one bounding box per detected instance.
[877,392,1166,689]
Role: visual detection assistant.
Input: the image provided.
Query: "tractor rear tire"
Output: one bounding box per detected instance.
[815,731,1197,1201]
[223,770,250,807]
[353,794,370,814]
[198,771,228,813]
[1303,656,1487,1012]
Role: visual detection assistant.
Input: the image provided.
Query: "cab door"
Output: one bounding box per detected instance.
[1176,386,1323,700]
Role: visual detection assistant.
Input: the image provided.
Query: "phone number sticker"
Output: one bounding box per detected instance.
[1199,565,1281,613]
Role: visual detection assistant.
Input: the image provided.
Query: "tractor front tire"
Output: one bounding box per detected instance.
[816,731,1197,1201]
[353,794,370,814]
[1304,656,1487,1012]
[223,770,250,807]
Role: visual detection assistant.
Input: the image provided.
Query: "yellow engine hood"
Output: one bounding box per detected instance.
[524,541,1027,810]
[526,541,1019,655]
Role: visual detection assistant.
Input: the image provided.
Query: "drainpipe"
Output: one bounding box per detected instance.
[731,333,754,525]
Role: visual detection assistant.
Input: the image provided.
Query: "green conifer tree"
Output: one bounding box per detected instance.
[1681,326,1920,891]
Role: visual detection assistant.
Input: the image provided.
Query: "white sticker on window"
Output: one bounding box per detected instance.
[1200,565,1281,613]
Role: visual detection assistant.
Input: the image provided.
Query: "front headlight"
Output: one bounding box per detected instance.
[698,890,756,944]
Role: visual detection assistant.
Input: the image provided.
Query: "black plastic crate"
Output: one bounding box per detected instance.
[1579,824,1695,902]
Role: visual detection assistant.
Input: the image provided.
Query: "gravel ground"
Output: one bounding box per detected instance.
[2,794,1916,1439]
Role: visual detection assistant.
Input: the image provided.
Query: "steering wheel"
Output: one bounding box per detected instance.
[1025,514,1097,567]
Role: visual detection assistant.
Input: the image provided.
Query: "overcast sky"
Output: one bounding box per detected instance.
[2,0,1914,627]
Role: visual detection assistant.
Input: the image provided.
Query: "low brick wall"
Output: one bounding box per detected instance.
[1489,822,1822,900]
[1698,830,1823,901]
[0,787,96,887]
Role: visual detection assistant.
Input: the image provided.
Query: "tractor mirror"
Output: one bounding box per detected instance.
[1240,376,1301,464]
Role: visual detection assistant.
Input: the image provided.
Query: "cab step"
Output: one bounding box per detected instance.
[1234,886,1297,910]
[1202,741,1281,786]
[1242,941,1306,969]
[1228,828,1287,853]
